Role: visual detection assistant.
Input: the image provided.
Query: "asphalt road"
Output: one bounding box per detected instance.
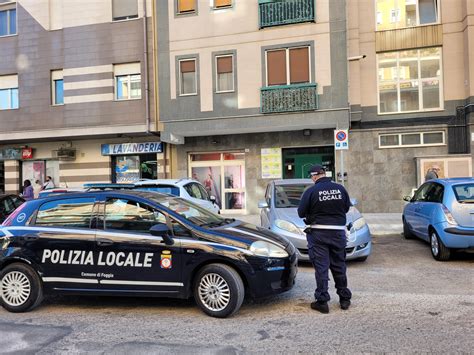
[0,234,473,354]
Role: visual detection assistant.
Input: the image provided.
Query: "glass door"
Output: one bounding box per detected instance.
[189,152,246,214]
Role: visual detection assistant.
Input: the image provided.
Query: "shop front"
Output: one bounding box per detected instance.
[101,142,164,183]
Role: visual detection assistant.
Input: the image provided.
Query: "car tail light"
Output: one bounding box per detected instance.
[442,205,458,225]
[2,202,28,226]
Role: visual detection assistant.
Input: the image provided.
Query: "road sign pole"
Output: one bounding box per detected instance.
[340,150,344,187]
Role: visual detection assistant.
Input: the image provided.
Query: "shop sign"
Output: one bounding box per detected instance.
[22,148,33,160]
[261,148,282,179]
[101,142,163,156]
[0,148,22,161]
[334,129,349,150]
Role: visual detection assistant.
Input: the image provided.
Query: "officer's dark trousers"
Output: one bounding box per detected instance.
[306,229,352,302]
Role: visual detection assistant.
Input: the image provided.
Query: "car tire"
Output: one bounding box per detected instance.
[193,263,244,318]
[0,263,43,313]
[430,230,451,261]
[403,217,414,239]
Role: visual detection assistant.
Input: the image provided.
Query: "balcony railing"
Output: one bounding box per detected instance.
[259,0,315,29]
[260,83,318,114]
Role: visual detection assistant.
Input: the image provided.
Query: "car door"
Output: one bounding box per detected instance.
[417,183,444,240]
[95,197,183,295]
[31,197,98,289]
[411,183,434,237]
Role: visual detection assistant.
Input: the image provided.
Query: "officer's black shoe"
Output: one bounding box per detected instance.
[340,299,351,310]
[310,301,329,314]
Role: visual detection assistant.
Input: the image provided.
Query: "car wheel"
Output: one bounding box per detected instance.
[194,263,244,318]
[0,263,43,312]
[403,217,414,239]
[430,230,451,261]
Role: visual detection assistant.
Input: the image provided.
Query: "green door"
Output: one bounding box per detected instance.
[282,147,335,179]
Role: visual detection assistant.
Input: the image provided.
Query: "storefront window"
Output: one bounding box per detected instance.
[113,153,158,183]
[22,160,59,188]
[189,152,246,212]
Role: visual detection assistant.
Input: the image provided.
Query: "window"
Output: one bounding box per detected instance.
[177,0,196,14]
[376,0,439,31]
[378,47,442,114]
[114,63,141,100]
[105,198,165,232]
[413,183,433,202]
[0,74,18,110]
[266,46,310,86]
[112,0,138,21]
[179,59,197,96]
[51,70,64,105]
[184,183,209,201]
[214,0,232,9]
[379,131,445,148]
[216,55,234,93]
[35,198,95,228]
[426,183,444,203]
[0,5,16,37]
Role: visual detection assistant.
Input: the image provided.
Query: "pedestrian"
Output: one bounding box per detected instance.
[297,164,352,314]
[33,179,42,198]
[425,165,440,181]
[22,180,34,201]
[42,176,55,190]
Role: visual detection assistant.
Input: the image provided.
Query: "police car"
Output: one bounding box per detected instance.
[0,191,296,318]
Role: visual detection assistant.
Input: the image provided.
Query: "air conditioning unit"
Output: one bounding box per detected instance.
[52,148,76,161]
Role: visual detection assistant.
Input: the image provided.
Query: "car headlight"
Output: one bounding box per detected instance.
[275,219,304,236]
[250,241,289,258]
[351,217,367,232]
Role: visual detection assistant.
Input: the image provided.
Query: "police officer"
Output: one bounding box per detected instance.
[298,164,352,314]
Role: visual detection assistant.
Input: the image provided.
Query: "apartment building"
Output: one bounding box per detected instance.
[347,0,474,212]
[0,0,162,194]
[156,0,350,214]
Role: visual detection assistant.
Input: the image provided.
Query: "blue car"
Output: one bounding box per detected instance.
[402,178,474,261]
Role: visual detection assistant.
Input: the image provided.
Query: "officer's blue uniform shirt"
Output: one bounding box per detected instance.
[297,177,351,226]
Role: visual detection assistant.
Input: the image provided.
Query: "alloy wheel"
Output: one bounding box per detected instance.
[198,273,231,312]
[1,271,31,307]
[431,233,439,256]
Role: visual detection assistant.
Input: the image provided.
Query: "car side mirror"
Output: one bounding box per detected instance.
[403,195,412,202]
[258,200,269,209]
[150,223,174,245]
[209,195,216,203]
[350,198,358,206]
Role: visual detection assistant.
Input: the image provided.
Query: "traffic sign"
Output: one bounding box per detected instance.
[334,129,349,150]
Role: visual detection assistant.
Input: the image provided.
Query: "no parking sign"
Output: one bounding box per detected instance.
[334,129,349,150]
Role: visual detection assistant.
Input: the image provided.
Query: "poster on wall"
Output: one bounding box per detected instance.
[261,148,282,179]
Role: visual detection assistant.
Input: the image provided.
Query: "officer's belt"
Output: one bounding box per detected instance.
[308,224,346,231]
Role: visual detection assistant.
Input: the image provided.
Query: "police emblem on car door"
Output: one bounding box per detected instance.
[32,197,98,289]
[94,197,183,294]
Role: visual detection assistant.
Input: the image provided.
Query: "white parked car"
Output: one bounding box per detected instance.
[134,179,220,214]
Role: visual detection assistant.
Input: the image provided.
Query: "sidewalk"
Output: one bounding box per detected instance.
[227,213,403,236]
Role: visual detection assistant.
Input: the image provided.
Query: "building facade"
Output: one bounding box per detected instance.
[156,0,351,214]
[0,0,166,195]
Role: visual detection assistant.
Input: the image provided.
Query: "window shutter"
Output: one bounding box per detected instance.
[112,0,138,20]
[180,60,196,73]
[178,0,196,13]
[267,50,287,86]
[215,0,232,8]
[217,56,232,74]
[0,74,18,89]
[289,47,310,84]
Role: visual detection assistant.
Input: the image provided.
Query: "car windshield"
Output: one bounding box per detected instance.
[452,183,474,203]
[274,184,311,208]
[147,194,230,227]
[136,185,180,196]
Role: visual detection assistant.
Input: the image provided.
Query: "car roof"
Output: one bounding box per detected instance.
[134,178,196,187]
[272,179,313,186]
[431,177,474,185]
[33,190,170,203]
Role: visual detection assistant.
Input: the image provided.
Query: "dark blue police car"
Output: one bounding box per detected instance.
[0,191,296,317]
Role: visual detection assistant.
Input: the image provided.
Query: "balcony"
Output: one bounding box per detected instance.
[258,0,315,29]
[260,83,318,114]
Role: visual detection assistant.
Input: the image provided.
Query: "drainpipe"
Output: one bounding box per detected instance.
[143,0,150,134]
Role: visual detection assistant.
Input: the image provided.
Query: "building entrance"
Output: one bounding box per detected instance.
[282,146,335,179]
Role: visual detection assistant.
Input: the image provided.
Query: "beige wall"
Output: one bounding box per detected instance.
[168,0,332,110]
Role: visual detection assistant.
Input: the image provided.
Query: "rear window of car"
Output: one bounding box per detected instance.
[135,185,180,196]
[274,184,311,208]
[452,184,474,203]
[35,197,95,228]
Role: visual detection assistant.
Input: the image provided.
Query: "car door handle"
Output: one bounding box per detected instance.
[96,238,114,246]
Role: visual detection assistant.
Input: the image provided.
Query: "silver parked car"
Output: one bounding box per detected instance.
[259,179,371,262]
